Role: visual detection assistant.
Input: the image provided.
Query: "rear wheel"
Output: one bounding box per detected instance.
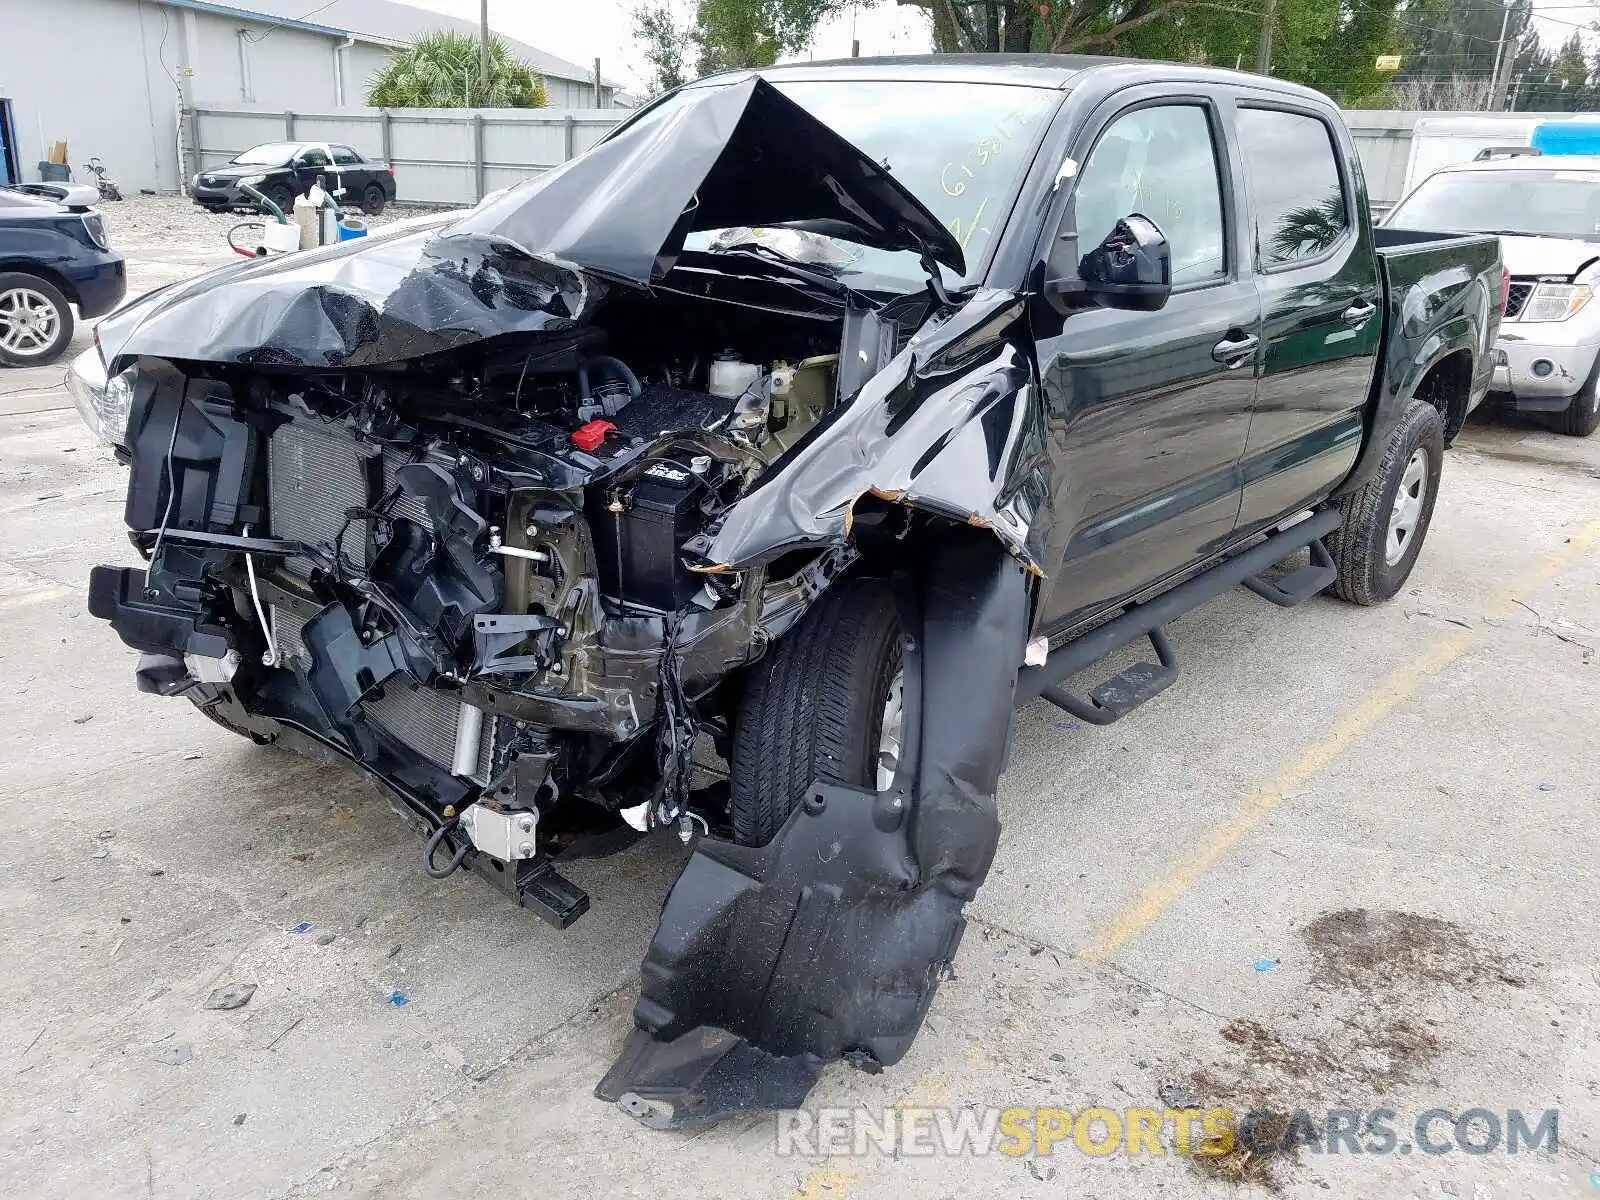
[1327,398,1445,606]
[1550,376,1600,437]
[361,184,387,216]
[0,273,74,367]
[729,577,903,846]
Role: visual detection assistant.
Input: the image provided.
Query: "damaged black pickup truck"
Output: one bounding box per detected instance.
[78,57,1501,1126]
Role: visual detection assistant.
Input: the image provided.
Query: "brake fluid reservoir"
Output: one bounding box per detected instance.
[708,355,762,399]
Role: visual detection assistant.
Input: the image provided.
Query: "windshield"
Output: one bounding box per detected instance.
[683,79,1059,291]
[230,143,298,167]
[1387,168,1600,240]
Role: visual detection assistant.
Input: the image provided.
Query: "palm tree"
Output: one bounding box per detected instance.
[367,31,549,108]
[1269,190,1347,261]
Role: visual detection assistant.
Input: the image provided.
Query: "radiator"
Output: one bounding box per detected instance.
[267,420,430,572]
[266,421,494,783]
[269,606,496,783]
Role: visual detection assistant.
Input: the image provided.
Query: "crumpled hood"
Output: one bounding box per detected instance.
[1499,234,1600,279]
[105,75,963,369]
[448,75,964,287]
[101,218,586,369]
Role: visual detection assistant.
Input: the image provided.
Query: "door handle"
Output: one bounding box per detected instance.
[1342,299,1378,326]
[1212,332,1259,368]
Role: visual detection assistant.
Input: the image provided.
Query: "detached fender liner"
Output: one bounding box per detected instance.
[598,535,1027,1128]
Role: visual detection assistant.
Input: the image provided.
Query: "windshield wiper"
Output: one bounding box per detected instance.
[697,245,849,295]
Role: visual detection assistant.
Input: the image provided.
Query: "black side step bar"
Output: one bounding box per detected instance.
[1040,627,1178,725]
[1242,537,1337,607]
[1016,508,1342,718]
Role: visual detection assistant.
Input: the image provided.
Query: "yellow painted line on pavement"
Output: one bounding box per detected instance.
[1083,514,1600,964]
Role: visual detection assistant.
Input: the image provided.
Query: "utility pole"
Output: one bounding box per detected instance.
[1489,0,1514,111]
[1256,0,1276,74]
[479,0,491,105]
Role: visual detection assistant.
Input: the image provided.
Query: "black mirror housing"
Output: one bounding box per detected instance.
[1078,214,1172,312]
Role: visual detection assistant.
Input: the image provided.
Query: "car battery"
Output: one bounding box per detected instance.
[591,460,705,611]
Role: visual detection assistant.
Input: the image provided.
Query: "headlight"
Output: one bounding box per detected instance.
[240,174,266,188]
[1523,282,1592,322]
[68,353,136,449]
[192,174,201,189]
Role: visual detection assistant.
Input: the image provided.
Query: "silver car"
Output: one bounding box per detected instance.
[1384,154,1600,436]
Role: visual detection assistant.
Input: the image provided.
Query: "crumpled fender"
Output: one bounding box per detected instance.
[597,533,1027,1128]
[106,229,592,369]
[702,289,1053,574]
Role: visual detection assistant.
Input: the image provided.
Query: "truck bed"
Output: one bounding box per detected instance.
[1369,226,1502,439]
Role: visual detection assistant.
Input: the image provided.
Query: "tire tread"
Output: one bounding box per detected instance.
[1328,398,1445,606]
[729,578,900,845]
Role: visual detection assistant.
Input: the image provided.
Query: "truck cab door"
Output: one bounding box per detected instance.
[1032,95,1260,633]
[1231,103,1382,537]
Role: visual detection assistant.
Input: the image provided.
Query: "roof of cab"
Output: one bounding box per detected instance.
[688,53,1337,103]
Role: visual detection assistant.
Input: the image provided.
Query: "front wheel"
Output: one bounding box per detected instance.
[1550,377,1600,437]
[729,577,904,846]
[1327,398,1445,606]
[0,273,74,367]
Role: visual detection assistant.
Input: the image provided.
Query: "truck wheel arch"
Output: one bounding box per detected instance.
[1409,346,1474,443]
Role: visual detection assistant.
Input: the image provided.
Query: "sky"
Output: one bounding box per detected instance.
[387,0,1595,93]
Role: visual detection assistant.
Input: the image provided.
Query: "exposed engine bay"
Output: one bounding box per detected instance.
[85,73,1048,1130]
[91,274,931,923]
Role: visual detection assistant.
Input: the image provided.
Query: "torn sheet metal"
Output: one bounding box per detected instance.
[449,76,965,287]
[702,288,1053,571]
[101,77,964,371]
[102,229,592,369]
[599,535,1028,1128]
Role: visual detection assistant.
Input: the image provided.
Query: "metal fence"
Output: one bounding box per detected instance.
[188,104,624,206]
[190,102,1567,215]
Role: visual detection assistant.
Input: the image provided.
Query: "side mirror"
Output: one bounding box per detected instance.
[1078,214,1172,312]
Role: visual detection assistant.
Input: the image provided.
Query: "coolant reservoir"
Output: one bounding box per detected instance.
[708,355,762,399]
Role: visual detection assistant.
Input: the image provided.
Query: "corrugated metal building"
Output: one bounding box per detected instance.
[0,0,625,192]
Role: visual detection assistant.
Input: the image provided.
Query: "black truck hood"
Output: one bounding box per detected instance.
[105,76,964,369]
[448,75,965,286]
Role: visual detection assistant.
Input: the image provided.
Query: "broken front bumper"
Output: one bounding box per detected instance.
[1492,325,1600,411]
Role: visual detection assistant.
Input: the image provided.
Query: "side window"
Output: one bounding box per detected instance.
[1073,105,1226,285]
[332,146,360,166]
[1236,108,1349,267]
[299,147,330,168]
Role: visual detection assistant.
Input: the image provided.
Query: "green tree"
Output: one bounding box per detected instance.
[635,4,690,93]
[631,0,851,91]
[890,0,1400,104]
[367,30,549,107]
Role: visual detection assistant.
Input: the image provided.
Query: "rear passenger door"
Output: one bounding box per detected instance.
[1033,93,1261,631]
[1232,102,1382,536]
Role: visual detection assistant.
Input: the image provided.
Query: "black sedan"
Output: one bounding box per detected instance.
[192,141,397,216]
[0,187,125,367]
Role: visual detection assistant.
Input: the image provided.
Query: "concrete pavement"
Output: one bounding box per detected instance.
[0,225,1596,1200]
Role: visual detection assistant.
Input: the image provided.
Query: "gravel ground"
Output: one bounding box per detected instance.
[98,191,441,253]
